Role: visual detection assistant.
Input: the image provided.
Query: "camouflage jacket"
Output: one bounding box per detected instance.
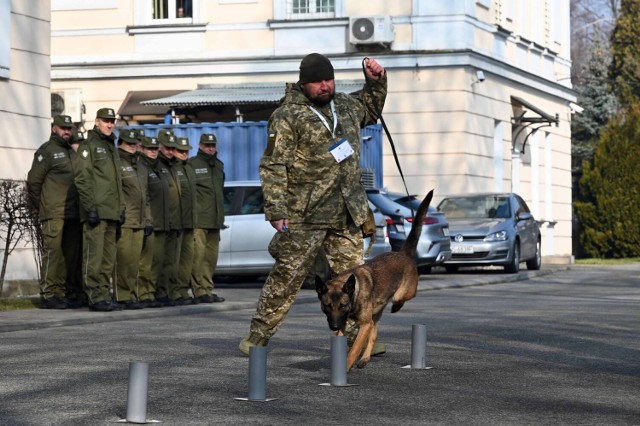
[118,149,152,229]
[259,75,387,228]
[73,127,124,222]
[27,133,79,221]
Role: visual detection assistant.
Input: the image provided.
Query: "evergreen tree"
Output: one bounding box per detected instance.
[571,33,618,173]
[608,0,640,108]
[574,106,640,258]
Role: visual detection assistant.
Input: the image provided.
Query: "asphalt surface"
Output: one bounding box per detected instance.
[0,264,638,425]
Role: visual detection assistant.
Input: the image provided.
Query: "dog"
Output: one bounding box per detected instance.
[315,189,434,370]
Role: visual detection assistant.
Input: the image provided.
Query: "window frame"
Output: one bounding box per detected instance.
[134,0,201,26]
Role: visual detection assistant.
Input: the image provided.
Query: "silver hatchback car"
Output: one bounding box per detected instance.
[437,192,542,273]
[215,181,392,278]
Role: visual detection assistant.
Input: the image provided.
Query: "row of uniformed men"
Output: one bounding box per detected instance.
[27,109,226,312]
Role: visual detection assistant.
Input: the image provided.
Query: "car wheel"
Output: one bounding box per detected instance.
[418,265,432,275]
[526,238,542,270]
[504,241,520,273]
[445,265,459,274]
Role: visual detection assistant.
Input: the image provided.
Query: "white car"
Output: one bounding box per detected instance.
[215,181,392,278]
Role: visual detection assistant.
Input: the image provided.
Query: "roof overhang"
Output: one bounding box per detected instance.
[511,96,559,154]
[140,80,366,107]
[118,90,186,117]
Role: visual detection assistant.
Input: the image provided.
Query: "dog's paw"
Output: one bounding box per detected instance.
[356,357,370,369]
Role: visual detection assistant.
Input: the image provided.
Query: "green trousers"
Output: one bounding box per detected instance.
[247,224,363,344]
[191,228,220,298]
[82,220,117,304]
[114,228,144,302]
[39,218,82,300]
[154,230,180,300]
[177,228,195,299]
[137,232,156,301]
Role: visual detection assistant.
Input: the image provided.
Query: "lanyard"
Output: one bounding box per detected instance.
[308,100,338,139]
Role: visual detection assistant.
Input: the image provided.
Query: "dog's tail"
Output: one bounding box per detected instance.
[402,189,434,258]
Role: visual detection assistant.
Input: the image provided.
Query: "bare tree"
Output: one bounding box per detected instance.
[0,180,38,296]
[571,0,620,85]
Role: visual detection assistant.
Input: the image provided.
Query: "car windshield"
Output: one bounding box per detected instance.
[439,195,510,219]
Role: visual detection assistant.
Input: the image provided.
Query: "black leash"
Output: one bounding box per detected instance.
[362,58,411,200]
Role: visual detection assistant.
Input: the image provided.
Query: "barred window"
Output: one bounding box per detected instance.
[287,0,335,19]
[152,0,192,20]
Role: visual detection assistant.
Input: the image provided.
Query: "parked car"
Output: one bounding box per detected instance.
[366,188,451,272]
[437,192,541,273]
[215,181,392,279]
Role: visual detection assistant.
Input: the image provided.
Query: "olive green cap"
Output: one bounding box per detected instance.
[176,137,193,151]
[52,115,74,128]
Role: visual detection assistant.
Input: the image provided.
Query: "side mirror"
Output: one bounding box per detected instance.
[517,212,533,222]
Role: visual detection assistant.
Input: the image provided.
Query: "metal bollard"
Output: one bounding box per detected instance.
[126,361,149,423]
[248,346,267,401]
[330,335,348,386]
[319,335,357,387]
[402,324,433,370]
[411,324,428,368]
[235,346,276,402]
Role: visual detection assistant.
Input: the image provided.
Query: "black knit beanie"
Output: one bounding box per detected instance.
[298,53,335,83]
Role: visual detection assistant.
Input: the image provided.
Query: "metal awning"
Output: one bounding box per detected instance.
[118,90,186,116]
[141,80,366,107]
[511,96,559,125]
[511,96,559,153]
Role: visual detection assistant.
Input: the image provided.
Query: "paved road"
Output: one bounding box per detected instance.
[0,265,638,425]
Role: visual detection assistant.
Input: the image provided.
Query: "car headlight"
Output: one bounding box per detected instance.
[484,230,508,242]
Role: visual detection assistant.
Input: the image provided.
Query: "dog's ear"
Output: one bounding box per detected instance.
[315,275,327,297]
[342,274,356,297]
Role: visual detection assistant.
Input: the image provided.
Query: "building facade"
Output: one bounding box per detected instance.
[47,0,575,265]
[0,0,52,286]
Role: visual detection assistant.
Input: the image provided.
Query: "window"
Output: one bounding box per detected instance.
[152,0,192,20]
[0,0,9,79]
[287,0,335,19]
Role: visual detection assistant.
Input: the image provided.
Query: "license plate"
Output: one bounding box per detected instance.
[451,243,474,254]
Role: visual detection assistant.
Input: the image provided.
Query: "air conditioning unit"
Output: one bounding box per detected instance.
[51,89,84,123]
[349,16,395,45]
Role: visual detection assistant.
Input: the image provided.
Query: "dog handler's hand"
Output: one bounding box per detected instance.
[271,219,289,233]
[364,58,385,80]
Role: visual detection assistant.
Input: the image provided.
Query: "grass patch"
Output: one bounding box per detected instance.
[0,297,39,311]
[575,257,640,265]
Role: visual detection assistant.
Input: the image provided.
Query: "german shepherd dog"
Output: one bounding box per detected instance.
[315,190,434,370]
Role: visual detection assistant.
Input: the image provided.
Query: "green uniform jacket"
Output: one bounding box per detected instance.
[157,153,182,231]
[188,150,225,229]
[259,75,387,229]
[73,127,124,222]
[174,160,197,229]
[27,133,79,221]
[118,149,152,229]
[139,154,169,231]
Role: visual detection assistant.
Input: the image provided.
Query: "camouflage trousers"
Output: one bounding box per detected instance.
[247,223,363,345]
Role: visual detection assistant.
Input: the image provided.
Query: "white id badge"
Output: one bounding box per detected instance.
[328,138,354,163]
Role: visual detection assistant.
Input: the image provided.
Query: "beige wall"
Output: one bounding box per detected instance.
[0,0,51,283]
[47,0,575,261]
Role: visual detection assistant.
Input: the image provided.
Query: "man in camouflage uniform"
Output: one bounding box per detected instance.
[74,107,125,312]
[155,130,183,305]
[188,134,226,304]
[114,129,152,309]
[173,136,198,304]
[137,136,164,308]
[239,54,387,354]
[27,115,82,309]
